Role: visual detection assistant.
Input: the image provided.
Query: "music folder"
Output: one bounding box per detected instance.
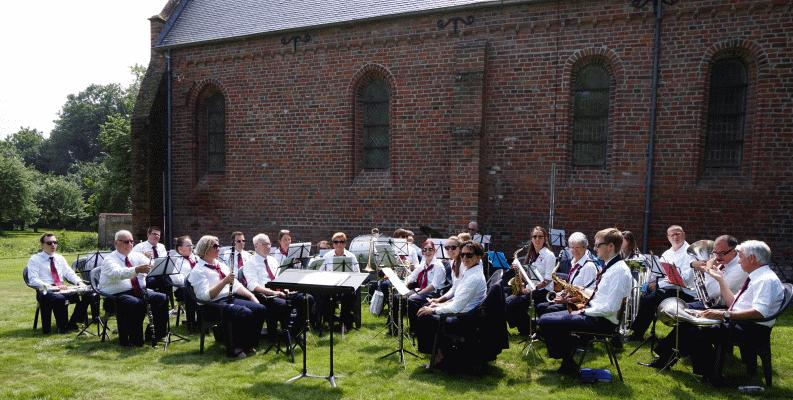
[149,255,180,277]
[429,238,449,260]
[381,267,411,296]
[661,262,686,287]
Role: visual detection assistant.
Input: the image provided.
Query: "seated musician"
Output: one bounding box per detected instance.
[535,232,599,317]
[537,228,633,375]
[188,235,266,358]
[169,235,198,330]
[402,240,448,331]
[26,232,92,334]
[222,231,252,274]
[415,241,487,355]
[243,233,312,340]
[133,226,171,297]
[644,240,784,385]
[629,225,696,341]
[374,228,420,304]
[98,230,169,347]
[317,232,360,331]
[688,235,747,310]
[428,236,464,305]
[505,226,556,335]
[620,230,646,263]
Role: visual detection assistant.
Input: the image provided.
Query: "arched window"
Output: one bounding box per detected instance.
[705,58,747,168]
[195,88,225,173]
[358,79,390,170]
[571,63,610,167]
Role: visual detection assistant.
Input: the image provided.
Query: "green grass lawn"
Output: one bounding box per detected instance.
[1,231,791,399]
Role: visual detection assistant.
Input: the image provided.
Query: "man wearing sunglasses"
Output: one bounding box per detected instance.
[26,233,92,334]
[222,231,252,274]
[99,230,169,346]
[688,235,747,309]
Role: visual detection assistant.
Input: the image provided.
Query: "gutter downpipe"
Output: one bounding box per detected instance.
[165,50,174,249]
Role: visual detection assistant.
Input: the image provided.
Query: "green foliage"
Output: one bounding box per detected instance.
[0,156,39,228]
[4,127,44,168]
[92,114,132,213]
[0,229,96,260]
[40,83,130,175]
[33,175,87,229]
[51,229,98,253]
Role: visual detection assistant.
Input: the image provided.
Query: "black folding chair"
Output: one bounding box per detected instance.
[571,298,628,382]
[89,267,116,342]
[22,266,43,332]
[184,280,227,354]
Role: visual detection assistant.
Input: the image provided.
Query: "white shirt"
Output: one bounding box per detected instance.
[434,264,487,314]
[569,250,600,290]
[406,257,446,291]
[443,260,471,300]
[132,241,167,259]
[169,250,197,287]
[731,265,784,328]
[585,256,633,325]
[242,253,281,291]
[188,258,244,302]
[320,249,360,272]
[659,242,695,295]
[532,247,557,290]
[703,256,747,306]
[98,250,150,295]
[26,251,82,289]
[221,248,253,274]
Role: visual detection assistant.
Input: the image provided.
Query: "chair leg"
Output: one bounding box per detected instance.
[605,341,623,382]
[759,346,772,387]
[33,305,40,330]
[175,303,182,327]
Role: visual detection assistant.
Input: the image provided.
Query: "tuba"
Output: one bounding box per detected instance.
[687,240,715,308]
[656,297,721,327]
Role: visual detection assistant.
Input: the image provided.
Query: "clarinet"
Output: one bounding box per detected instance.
[226,247,235,304]
[143,257,156,347]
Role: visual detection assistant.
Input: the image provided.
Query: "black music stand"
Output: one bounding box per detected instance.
[474,234,492,276]
[631,254,667,359]
[429,238,449,260]
[378,267,418,368]
[331,256,356,272]
[267,270,369,388]
[520,262,543,361]
[286,242,312,269]
[73,251,111,337]
[149,255,189,350]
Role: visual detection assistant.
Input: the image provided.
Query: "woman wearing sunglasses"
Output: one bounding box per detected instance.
[403,239,448,330]
[427,236,464,306]
[415,241,487,355]
[188,235,266,358]
[505,226,555,335]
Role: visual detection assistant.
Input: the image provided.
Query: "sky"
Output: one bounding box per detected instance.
[0,0,165,138]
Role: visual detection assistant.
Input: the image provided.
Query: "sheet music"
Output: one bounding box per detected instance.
[473,234,491,245]
[550,229,567,247]
[298,271,349,286]
[429,238,449,260]
[381,267,411,296]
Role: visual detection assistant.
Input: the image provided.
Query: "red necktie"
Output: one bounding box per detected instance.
[569,263,581,279]
[209,264,226,280]
[281,247,288,256]
[185,256,196,269]
[152,246,159,258]
[237,253,243,268]
[49,257,62,286]
[125,256,143,296]
[264,257,275,281]
[729,277,751,311]
[417,264,434,290]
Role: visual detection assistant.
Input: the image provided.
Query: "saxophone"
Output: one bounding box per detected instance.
[551,272,592,312]
[509,245,530,296]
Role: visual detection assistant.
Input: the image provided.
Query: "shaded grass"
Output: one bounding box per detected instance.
[0,252,792,399]
[0,229,98,259]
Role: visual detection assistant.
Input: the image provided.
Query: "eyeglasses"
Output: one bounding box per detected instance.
[712,248,735,257]
[422,247,435,253]
[333,240,346,244]
[44,241,58,245]
[149,232,161,236]
[235,239,246,243]
[211,243,220,249]
[531,235,545,239]
[180,244,194,248]
[444,245,458,251]
[594,242,608,248]
[461,253,476,259]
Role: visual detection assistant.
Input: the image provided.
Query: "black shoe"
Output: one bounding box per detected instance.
[638,356,673,369]
[557,358,579,376]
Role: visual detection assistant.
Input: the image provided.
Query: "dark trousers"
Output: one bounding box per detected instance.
[536,302,568,317]
[261,295,290,339]
[115,289,169,346]
[537,311,616,360]
[315,291,356,330]
[173,287,197,326]
[38,291,93,334]
[630,287,694,338]
[414,313,470,354]
[505,290,546,333]
[406,291,437,332]
[205,298,266,352]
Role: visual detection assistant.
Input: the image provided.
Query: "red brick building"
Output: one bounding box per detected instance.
[132,0,793,273]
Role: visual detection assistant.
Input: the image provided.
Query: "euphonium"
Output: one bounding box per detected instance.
[687,240,715,308]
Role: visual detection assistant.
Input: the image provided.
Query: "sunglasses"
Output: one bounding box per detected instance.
[235,239,246,243]
[594,242,608,248]
[118,239,135,245]
[461,253,476,259]
[444,245,458,251]
[712,248,735,257]
[45,241,58,245]
[212,243,220,249]
[531,235,545,239]
[333,240,346,244]
[422,247,435,253]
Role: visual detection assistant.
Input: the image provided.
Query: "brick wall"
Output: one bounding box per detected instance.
[133,0,793,271]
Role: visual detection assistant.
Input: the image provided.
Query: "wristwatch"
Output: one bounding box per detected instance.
[723,311,731,321]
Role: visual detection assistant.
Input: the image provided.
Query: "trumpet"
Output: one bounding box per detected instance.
[363,228,380,273]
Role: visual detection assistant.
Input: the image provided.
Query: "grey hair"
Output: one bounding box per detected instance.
[114,230,132,241]
[738,240,771,266]
[568,232,588,247]
[195,235,219,259]
[252,233,270,246]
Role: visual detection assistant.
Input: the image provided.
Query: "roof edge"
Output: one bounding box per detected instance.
[156,0,192,48]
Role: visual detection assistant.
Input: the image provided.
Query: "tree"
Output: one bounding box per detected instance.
[0,155,39,228]
[5,127,44,167]
[40,83,130,174]
[34,174,86,229]
[92,114,132,213]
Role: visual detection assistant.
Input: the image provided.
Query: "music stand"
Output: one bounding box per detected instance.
[549,229,567,247]
[631,253,668,358]
[429,238,449,260]
[518,261,542,361]
[267,270,369,388]
[332,256,356,272]
[73,251,111,337]
[378,267,419,367]
[148,255,189,350]
[657,261,686,372]
[487,251,511,270]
